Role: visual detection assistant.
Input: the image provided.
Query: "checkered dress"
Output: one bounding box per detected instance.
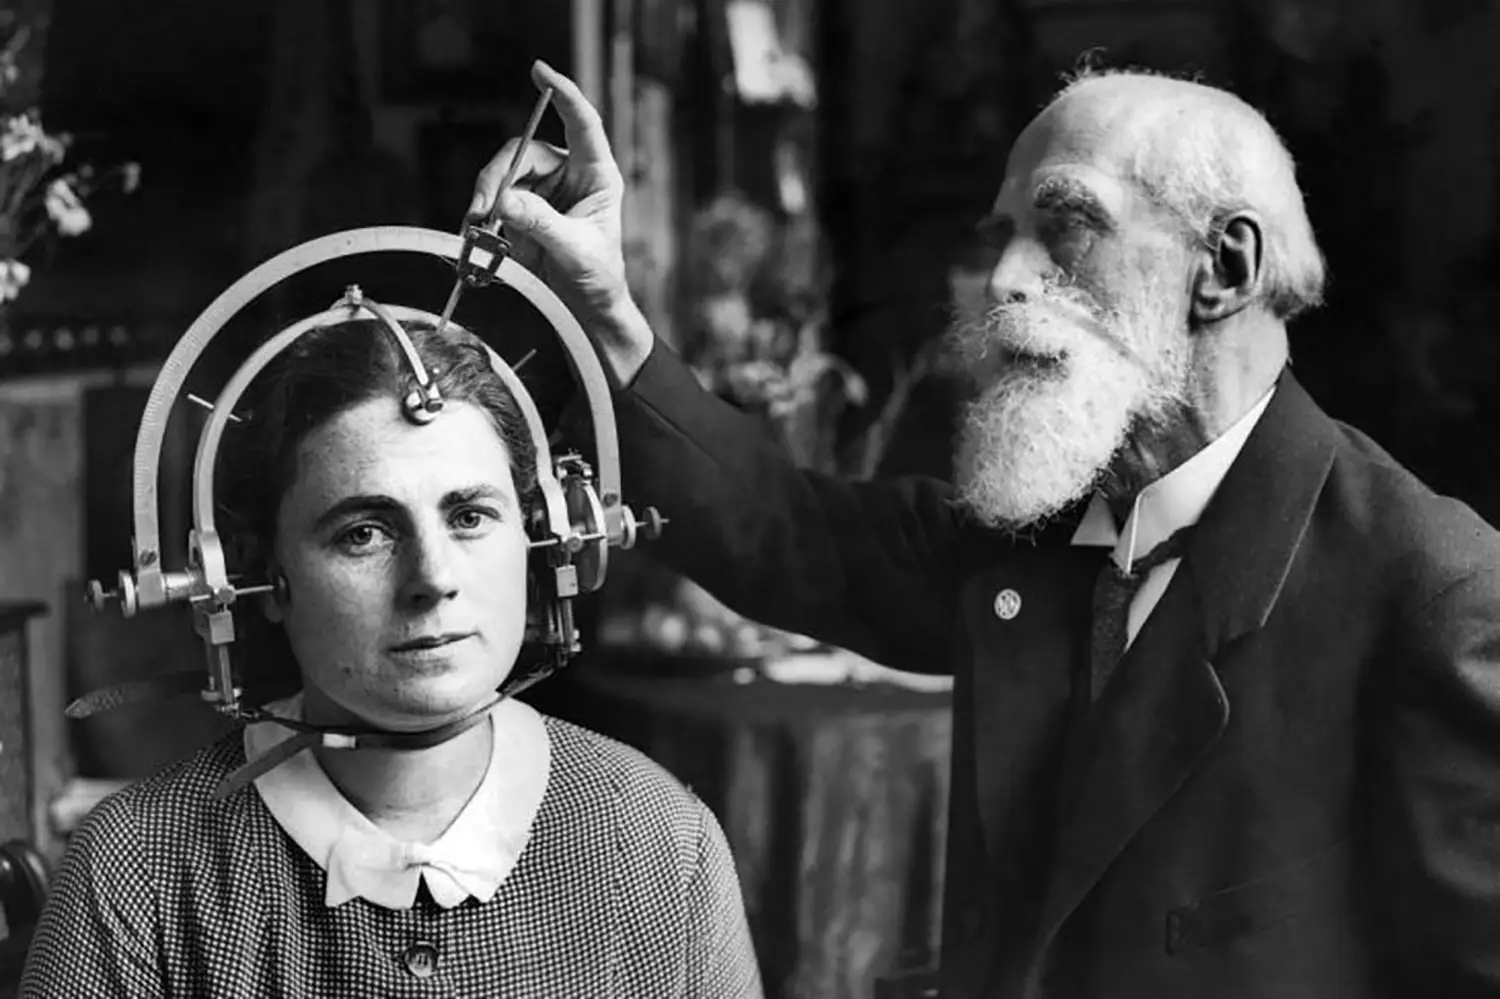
[20,716,764,997]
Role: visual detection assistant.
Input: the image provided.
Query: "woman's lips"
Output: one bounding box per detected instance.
[389,632,473,653]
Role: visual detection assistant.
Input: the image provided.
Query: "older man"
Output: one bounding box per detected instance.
[475,62,1500,997]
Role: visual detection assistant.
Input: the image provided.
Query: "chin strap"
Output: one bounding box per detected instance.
[210,693,505,801]
[67,664,560,800]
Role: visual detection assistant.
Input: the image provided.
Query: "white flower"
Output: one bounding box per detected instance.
[1,114,40,160]
[0,114,66,163]
[0,258,32,302]
[45,177,91,236]
[120,161,141,193]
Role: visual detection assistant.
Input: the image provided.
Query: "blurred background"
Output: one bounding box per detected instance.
[2,0,1498,996]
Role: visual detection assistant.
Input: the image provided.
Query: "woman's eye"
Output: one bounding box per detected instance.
[451,506,498,533]
[335,523,391,552]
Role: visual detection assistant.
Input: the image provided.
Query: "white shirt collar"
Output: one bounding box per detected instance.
[243,693,550,910]
[1072,386,1276,572]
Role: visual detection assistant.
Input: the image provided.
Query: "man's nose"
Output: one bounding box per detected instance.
[399,529,461,606]
[986,237,1049,307]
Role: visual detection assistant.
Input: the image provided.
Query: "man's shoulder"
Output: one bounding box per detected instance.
[1321,417,1500,590]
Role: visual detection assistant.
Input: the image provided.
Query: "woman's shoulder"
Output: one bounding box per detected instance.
[74,731,254,842]
[538,715,709,831]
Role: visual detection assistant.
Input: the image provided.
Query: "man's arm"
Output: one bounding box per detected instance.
[472,64,986,671]
[1372,562,1500,995]
[612,335,975,674]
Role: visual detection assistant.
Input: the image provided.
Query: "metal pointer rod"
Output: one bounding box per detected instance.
[485,85,555,228]
[434,86,556,339]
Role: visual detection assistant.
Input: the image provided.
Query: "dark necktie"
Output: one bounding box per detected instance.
[1089,525,1192,700]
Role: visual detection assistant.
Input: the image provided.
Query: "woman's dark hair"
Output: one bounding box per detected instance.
[218,317,540,697]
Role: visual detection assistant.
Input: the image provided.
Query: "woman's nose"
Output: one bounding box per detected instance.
[399,531,461,606]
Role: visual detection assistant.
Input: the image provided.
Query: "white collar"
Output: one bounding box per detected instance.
[1072,386,1276,571]
[243,693,550,910]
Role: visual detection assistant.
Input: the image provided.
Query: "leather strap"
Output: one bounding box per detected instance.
[65,670,205,719]
[70,657,559,797]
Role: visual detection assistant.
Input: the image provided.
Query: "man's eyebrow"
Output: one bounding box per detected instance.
[1031,176,1117,230]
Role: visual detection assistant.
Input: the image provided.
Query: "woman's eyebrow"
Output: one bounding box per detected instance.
[311,494,401,532]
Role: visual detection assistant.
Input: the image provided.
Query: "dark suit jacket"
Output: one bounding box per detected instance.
[610,340,1500,998]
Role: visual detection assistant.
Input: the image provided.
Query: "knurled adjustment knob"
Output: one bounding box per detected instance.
[84,570,138,617]
[84,578,111,611]
[639,506,668,541]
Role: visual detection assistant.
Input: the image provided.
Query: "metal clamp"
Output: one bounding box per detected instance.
[454,224,513,289]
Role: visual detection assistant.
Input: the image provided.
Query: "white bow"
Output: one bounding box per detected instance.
[325,826,511,909]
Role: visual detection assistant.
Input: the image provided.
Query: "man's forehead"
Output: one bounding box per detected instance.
[991,99,1140,218]
[991,162,1129,220]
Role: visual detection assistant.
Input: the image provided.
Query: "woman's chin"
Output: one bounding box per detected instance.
[308,676,511,733]
[373,686,506,731]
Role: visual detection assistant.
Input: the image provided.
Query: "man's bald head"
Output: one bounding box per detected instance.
[1045,68,1326,320]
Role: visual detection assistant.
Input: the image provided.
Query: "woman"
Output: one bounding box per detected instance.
[20,319,764,998]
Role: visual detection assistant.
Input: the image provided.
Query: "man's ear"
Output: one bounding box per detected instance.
[1191,213,1263,326]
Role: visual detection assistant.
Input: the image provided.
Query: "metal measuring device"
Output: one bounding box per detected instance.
[434,86,556,339]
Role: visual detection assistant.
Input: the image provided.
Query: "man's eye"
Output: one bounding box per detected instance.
[1039,214,1096,254]
[1040,211,1084,235]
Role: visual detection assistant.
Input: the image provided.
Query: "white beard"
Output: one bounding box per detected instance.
[948,278,1188,532]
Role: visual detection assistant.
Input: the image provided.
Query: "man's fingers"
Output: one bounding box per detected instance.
[469,138,568,220]
[531,59,615,164]
[495,188,573,261]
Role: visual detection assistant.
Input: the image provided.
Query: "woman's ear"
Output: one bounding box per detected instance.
[240,536,287,623]
[1190,212,1264,327]
[261,567,289,623]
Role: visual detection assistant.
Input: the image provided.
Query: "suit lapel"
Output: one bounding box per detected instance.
[1032,368,1339,949]
[1035,568,1228,944]
[1192,371,1338,651]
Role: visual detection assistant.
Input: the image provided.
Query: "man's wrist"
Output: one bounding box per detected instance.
[591,296,655,389]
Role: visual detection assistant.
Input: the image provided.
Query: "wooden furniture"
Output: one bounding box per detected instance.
[0,604,49,995]
[0,839,51,994]
[0,605,47,847]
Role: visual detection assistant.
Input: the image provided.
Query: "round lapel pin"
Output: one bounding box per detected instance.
[993,588,1022,620]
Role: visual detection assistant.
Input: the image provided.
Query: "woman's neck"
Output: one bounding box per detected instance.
[304,697,496,844]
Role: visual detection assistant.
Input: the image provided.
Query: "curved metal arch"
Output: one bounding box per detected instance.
[128,225,621,610]
[190,301,573,604]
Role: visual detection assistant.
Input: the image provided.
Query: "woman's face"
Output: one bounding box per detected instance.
[264,395,529,731]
